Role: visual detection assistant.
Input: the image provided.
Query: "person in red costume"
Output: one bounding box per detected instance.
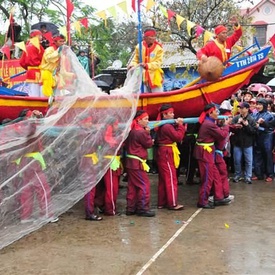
[125,110,155,217]
[209,109,234,204]
[194,103,231,209]
[100,118,122,216]
[196,16,242,64]
[128,28,164,93]
[19,30,45,97]
[155,104,185,210]
[78,115,103,221]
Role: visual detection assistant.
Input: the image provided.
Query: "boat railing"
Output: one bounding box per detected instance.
[227,37,262,63]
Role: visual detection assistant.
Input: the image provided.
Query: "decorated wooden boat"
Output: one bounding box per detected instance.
[0,45,271,122]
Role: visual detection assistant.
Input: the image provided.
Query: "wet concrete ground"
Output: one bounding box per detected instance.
[0,174,275,275]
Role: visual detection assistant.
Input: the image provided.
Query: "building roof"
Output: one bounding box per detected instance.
[126,41,197,69]
[252,20,268,25]
[246,0,275,15]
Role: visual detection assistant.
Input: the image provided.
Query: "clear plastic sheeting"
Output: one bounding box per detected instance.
[0,46,142,250]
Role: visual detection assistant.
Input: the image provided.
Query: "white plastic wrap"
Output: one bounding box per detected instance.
[0,46,142,249]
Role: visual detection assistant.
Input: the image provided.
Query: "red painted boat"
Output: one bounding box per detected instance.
[0,45,271,122]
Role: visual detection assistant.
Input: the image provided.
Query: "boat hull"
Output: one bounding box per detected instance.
[0,56,269,122]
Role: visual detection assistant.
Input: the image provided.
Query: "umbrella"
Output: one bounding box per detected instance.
[31,22,59,35]
[267,78,275,88]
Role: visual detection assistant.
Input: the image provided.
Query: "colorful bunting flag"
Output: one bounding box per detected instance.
[29,36,41,51]
[204,30,214,45]
[96,11,107,27]
[186,20,196,36]
[159,5,168,17]
[80,18,88,28]
[176,14,185,30]
[132,0,144,12]
[14,41,26,53]
[269,33,275,49]
[0,45,11,59]
[146,0,156,12]
[66,0,74,18]
[73,20,81,34]
[117,1,129,15]
[196,25,205,38]
[167,10,176,25]
[107,6,117,19]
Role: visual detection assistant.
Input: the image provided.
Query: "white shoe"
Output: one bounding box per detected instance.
[50,217,59,223]
[21,218,35,224]
[208,196,214,203]
[227,194,235,201]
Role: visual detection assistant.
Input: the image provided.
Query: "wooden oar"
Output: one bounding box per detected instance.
[182,76,202,88]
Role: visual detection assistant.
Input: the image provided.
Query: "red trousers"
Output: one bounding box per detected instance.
[79,157,97,217]
[157,158,179,208]
[103,168,120,215]
[20,159,52,219]
[197,160,224,206]
[215,155,230,198]
[126,168,150,213]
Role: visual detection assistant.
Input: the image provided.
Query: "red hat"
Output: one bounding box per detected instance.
[30,30,42,38]
[144,29,156,37]
[215,25,227,35]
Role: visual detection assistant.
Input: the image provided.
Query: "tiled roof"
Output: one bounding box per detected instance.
[126,41,198,68]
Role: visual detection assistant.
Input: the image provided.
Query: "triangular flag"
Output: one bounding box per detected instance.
[66,0,74,18]
[73,20,81,34]
[80,18,88,28]
[159,5,168,18]
[204,30,214,45]
[269,33,275,49]
[176,14,185,30]
[29,36,41,51]
[96,11,107,27]
[186,20,196,36]
[14,41,26,53]
[146,0,156,12]
[196,25,205,38]
[0,45,11,59]
[117,0,128,15]
[132,0,144,12]
[167,10,176,25]
[59,26,68,40]
[107,6,117,19]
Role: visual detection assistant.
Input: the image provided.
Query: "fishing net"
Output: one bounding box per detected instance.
[0,46,142,250]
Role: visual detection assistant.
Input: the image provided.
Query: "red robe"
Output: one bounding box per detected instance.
[197,26,242,63]
[156,123,185,208]
[194,117,229,206]
[20,42,44,83]
[124,126,153,213]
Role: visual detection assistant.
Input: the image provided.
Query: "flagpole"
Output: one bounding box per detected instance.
[137,0,144,93]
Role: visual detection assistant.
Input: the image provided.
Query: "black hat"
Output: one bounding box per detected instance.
[238,102,250,109]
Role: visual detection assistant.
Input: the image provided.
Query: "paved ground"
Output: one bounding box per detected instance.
[0,174,275,275]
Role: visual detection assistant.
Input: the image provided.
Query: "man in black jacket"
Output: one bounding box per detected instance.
[231,102,257,184]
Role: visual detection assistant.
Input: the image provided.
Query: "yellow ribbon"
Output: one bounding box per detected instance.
[84,153,99,165]
[104,155,121,171]
[196,142,214,153]
[126,154,150,172]
[25,152,46,170]
[161,142,180,168]
[12,157,22,165]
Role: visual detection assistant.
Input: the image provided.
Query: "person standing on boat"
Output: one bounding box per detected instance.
[156,104,185,210]
[194,103,231,209]
[125,110,155,217]
[197,16,242,64]
[19,30,45,97]
[40,34,66,97]
[128,28,164,93]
